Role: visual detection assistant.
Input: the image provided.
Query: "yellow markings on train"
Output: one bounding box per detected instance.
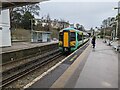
[70,41,76,46]
[79,32,83,35]
[59,41,62,46]
[64,32,69,47]
[70,55,78,61]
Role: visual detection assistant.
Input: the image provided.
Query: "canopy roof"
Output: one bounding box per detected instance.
[1,0,48,9]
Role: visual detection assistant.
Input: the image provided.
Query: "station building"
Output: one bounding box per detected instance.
[31,31,51,43]
[0,9,11,47]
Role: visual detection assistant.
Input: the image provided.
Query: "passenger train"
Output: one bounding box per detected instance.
[59,27,89,52]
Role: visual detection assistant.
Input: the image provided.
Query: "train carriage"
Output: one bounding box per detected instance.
[59,27,89,52]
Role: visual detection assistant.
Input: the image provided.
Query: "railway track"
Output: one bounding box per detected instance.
[2,45,59,72]
[1,49,62,88]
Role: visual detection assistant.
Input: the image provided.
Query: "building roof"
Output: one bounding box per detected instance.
[32,30,51,34]
[1,0,48,9]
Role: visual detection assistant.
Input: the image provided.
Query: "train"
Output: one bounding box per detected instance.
[59,27,89,52]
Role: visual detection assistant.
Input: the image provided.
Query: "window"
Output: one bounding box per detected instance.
[83,35,86,39]
[0,9,1,15]
[77,34,82,41]
[70,32,76,41]
[59,32,63,41]
[0,27,2,30]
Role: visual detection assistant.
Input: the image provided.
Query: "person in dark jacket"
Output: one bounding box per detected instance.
[92,36,96,48]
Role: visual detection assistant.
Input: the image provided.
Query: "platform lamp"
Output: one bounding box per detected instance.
[29,18,35,42]
[114,1,120,40]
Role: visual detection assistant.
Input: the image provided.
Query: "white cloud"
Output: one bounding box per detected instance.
[48,0,119,2]
[39,2,118,29]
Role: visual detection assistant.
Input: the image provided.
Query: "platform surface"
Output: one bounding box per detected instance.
[51,39,118,88]
[1,41,58,54]
[75,39,118,88]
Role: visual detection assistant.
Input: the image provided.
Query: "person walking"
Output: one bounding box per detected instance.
[92,36,96,48]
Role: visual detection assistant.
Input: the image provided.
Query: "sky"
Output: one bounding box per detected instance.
[36,0,119,30]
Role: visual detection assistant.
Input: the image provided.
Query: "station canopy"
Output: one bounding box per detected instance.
[1,0,48,9]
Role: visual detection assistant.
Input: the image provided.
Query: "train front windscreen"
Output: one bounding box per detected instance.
[70,32,76,41]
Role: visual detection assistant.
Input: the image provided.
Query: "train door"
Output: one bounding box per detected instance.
[63,32,69,47]
[63,31,70,51]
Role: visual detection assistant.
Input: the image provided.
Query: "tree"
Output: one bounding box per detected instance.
[102,19,107,28]
[117,14,120,39]
[21,11,35,30]
[10,10,22,29]
[44,14,51,31]
[10,3,40,30]
[76,23,80,29]
[13,3,40,16]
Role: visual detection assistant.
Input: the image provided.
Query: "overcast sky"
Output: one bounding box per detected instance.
[37,0,119,30]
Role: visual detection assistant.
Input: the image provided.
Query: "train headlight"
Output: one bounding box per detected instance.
[59,41,62,46]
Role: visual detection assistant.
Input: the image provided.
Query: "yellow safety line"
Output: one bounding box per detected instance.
[70,55,78,61]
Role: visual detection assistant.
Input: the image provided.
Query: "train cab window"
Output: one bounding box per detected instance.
[59,32,63,41]
[70,32,76,41]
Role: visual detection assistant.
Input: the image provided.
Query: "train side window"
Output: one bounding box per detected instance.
[0,27,2,30]
[78,34,82,41]
[83,35,86,39]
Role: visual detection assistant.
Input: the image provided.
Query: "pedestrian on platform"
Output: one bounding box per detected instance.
[92,36,96,48]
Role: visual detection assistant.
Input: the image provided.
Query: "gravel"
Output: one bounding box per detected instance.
[5,55,65,88]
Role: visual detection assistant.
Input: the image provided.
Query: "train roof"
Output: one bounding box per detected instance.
[60,27,83,33]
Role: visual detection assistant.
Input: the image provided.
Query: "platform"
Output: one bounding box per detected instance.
[1,41,58,54]
[1,41,58,64]
[51,39,118,88]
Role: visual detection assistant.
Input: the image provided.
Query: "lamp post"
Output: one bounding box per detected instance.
[29,18,35,42]
[103,19,107,43]
[29,19,33,32]
[114,1,120,39]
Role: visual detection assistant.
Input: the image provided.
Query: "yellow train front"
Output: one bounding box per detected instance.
[59,27,89,52]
